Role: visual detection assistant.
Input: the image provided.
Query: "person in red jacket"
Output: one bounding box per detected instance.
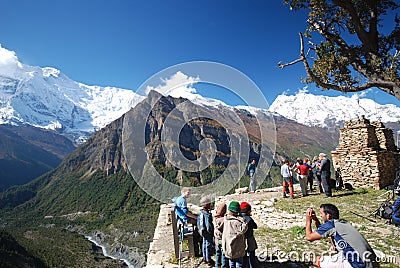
[295,160,309,197]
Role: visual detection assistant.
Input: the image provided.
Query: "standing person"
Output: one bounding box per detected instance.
[319,153,332,198]
[172,187,201,256]
[294,158,302,184]
[247,159,257,192]
[222,201,248,268]
[281,160,294,199]
[305,204,379,268]
[214,202,228,268]
[392,189,400,226]
[312,156,323,194]
[199,197,215,266]
[304,158,314,192]
[240,202,258,268]
[296,160,309,197]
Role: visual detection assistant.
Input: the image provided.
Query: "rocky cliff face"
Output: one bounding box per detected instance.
[57,90,339,187]
[60,91,275,186]
[60,114,126,176]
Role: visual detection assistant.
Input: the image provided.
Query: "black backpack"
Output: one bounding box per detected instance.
[376,201,393,220]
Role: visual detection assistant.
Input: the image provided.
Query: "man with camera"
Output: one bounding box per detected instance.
[305,204,379,267]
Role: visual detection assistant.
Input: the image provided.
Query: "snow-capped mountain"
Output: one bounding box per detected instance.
[0,45,144,142]
[269,91,400,128]
[2,43,400,143]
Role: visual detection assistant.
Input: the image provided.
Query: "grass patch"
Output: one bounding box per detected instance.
[255,188,399,267]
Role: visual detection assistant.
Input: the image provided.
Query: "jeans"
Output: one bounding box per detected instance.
[321,171,332,197]
[249,172,256,192]
[315,173,324,193]
[229,257,243,268]
[202,235,213,262]
[215,240,228,267]
[243,251,257,268]
[392,214,400,225]
[307,174,313,190]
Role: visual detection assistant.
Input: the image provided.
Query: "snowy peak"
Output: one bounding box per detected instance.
[42,67,60,78]
[269,92,400,128]
[0,44,144,142]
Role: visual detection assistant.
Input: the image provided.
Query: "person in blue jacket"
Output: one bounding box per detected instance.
[172,187,201,256]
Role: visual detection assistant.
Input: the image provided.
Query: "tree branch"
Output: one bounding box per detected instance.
[333,0,379,52]
[296,32,397,94]
[278,48,311,69]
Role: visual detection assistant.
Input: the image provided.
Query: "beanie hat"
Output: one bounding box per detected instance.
[240,202,251,213]
[215,202,227,217]
[228,201,240,213]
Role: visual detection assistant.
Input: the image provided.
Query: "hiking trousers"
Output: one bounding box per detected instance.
[282,177,294,197]
[321,171,332,197]
[299,175,308,196]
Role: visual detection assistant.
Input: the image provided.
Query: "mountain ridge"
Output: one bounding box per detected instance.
[0,124,75,191]
[0,45,144,143]
[1,44,399,143]
[269,91,400,129]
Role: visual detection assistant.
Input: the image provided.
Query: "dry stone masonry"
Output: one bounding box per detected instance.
[145,187,304,267]
[331,116,400,189]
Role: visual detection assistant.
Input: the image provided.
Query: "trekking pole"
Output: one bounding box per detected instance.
[179,222,183,268]
[348,211,376,223]
[376,190,391,200]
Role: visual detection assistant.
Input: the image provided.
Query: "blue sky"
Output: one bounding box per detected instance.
[0,0,399,107]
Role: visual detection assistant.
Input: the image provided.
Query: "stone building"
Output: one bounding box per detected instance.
[331,115,400,189]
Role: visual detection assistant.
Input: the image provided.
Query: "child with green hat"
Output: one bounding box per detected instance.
[222,201,248,268]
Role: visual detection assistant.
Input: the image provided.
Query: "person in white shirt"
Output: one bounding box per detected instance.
[281,159,294,199]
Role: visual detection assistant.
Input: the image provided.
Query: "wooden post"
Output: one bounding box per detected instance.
[185,233,195,257]
[171,208,195,258]
[171,209,180,259]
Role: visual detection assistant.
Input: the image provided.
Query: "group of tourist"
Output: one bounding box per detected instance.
[173,186,395,268]
[174,187,258,267]
[281,153,332,199]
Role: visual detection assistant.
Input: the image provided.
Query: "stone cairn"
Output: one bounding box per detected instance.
[331,115,400,189]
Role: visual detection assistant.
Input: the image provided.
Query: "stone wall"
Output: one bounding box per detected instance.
[331,116,400,189]
[145,204,175,267]
[145,203,203,268]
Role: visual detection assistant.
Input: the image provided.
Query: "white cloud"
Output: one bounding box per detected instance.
[297,86,309,94]
[145,71,200,98]
[351,88,372,100]
[0,44,22,77]
[144,71,228,107]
